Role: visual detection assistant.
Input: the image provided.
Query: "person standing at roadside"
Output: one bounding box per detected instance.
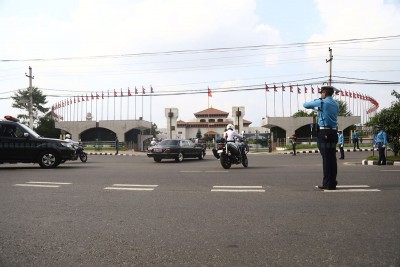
[115,136,119,155]
[353,130,360,150]
[303,86,339,190]
[338,130,345,159]
[290,134,297,156]
[375,125,387,165]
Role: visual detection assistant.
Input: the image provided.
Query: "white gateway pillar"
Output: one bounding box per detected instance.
[232,106,245,133]
[165,108,179,139]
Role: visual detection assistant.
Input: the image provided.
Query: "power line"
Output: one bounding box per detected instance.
[1,34,400,62]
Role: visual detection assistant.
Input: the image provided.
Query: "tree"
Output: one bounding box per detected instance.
[196,129,202,139]
[367,90,400,156]
[336,100,352,116]
[11,87,48,126]
[150,123,160,137]
[292,110,313,118]
[35,113,61,138]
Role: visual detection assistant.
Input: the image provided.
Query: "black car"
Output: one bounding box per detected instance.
[0,115,77,168]
[147,139,206,162]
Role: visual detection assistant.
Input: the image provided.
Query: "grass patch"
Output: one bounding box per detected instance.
[366,155,400,161]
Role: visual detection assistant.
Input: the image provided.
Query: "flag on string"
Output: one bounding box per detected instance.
[135,87,138,94]
[297,85,301,94]
[74,97,76,104]
[142,86,146,94]
[120,88,123,97]
[114,89,117,97]
[82,96,85,102]
[208,87,212,97]
[91,93,94,100]
[128,87,132,96]
[96,92,100,99]
[281,84,285,91]
[78,96,80,103]
[311,86,315,94]
[274,84,277,92]
[290,85,293,93]
[151,86,154,93]
[102,92,104,99]
[86,94,89,101]
[304,85,308,94]
[265,83,269,92]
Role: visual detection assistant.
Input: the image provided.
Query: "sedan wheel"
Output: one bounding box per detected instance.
[175,152,184,162]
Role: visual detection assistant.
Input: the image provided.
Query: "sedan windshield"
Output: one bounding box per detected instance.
[159,140,179,146]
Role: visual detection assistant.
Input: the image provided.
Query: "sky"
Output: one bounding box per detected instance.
[0,0,399,128]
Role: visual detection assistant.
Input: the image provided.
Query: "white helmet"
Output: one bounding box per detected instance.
[226,124,234,130]
[65,134,71,139]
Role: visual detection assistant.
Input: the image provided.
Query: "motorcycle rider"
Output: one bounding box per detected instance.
[224,124,244,156]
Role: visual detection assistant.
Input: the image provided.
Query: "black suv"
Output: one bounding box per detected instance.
[0,116,77,168]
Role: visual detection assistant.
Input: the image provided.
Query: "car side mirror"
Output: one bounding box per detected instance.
[23,132,29,138]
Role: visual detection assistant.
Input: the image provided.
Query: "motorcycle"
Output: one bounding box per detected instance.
[75,141,88,162]
[212,137,249,169]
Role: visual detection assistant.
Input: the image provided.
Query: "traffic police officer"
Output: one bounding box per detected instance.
[303,86,339,190]
[375,125,387,165]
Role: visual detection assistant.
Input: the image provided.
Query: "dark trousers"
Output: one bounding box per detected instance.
[339,145,344,159]
[378,144,386,165]
[353,138,360,149]
[292,143,296,155]
[318,129,338,188]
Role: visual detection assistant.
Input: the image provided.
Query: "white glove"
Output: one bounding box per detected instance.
[340,144,343,148]
[382,145,386,148]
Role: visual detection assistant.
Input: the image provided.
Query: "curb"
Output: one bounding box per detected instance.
[87,152,146,156]
[280,148,390,155]
[361,159,400,166]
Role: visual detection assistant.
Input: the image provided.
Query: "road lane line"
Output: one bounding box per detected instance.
[27,182,72,185]
[14,184,60,188]
[315,185,370,189]
[380,170,400,172]
[213,186,263,189]
[104,187,155,191]
[323,189,380,192]
[211,189,265,192]
[112,184,158,187]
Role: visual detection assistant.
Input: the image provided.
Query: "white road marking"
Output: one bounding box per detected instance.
[211,185,265,192]
[104,187,155,191]
[315,185,370,188]
[211,189,266,192]
[104,184,158,191]
[14,184,60,188]
[180,171,202,173]
[323,189,381,192]
[380,170,400,172]
[112,184,158,187]
[213,186,263,189]
[27,182,72,185]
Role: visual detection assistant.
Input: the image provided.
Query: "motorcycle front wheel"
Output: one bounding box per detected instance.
[79,152,88,162]
[220,153,231,169]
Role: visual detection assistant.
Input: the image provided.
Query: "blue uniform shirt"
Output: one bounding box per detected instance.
[353,132,359,139]
[303,96,339,128]
[375,130,387,145]
[338,133,344,145]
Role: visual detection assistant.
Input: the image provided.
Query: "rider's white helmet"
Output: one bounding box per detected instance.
[226,124,234,130]
[65,134,71,139]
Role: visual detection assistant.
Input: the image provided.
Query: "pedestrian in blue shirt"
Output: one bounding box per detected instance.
[353,130,360,150]
[304,86,339,190]
[375,126,387,165]
[338,130,345,159]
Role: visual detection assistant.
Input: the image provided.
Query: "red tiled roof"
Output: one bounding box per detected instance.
[194,107,229,116]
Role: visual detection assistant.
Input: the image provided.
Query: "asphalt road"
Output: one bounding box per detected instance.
[0,151,399,266]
